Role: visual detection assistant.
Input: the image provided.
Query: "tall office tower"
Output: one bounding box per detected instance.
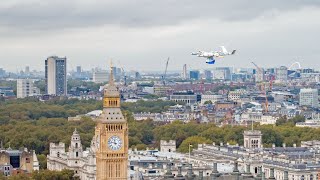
[182,64,187,79]
[214,67,231,80]
[275,66,288,82]
[95,65,128,180]
[204,70,213,80]
[76,66,82,74]
[300,89,319,108]
[0,68,5,77]
[254,68,265,82]
[17,79,34,98]
[45,56,67,96]
[25,66,30,74]
[189,70,200,80]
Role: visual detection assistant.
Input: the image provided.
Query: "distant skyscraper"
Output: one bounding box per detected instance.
[275,66,288,82]
[182,64,187,79]
[135,72,141,79]
[204,70,212,80]
[76,66,82,74]
[25,66,30,74]
[45,56,67,96]
[300,89,319,108]
[214,67,231,80]
[189,70,200,80]
[255,68,265,82]
[0,68,5,77]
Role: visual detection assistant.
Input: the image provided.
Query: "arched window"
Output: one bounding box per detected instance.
[76,152,78,157]
[75,143,78,148]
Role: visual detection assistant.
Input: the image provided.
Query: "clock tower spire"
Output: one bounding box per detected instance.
[95,61,128,180]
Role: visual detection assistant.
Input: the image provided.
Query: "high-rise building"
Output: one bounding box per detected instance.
[0,68,5,78]
[275,66,288,82]
[95,65,128,179]
[25,66,30,74]
[213,67,231,80]
[189,70,200,80]
[182,64,187,79]
[135,72,141,79]
[17,79,39,98]
[204,70,212,80]
[45,56,67,96]
[300,89,319,108]
[76,66,82,74]
[255,68,265,82]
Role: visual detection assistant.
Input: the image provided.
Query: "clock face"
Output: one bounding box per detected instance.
[108,135,122,151]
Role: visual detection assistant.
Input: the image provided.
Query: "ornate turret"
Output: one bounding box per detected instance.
[103,61,120,108]
[68,128,83,169]
[97,61,125,124]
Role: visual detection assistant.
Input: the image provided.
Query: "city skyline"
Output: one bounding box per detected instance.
[1,1,320,71]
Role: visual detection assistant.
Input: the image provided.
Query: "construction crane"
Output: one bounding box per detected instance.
[162,57,169,85]
[251,62,269,113]
[251,62,264,83]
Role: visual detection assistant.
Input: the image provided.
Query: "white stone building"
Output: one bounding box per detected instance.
[160,140,176,153]
[275,66,288,83]
[17,79,40,98]
[299,88,319,108]
[243,130,262,149]
[47,129,96,180]
[200,94,224,105]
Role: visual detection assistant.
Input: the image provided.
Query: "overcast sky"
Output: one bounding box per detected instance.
[1,0,320,72]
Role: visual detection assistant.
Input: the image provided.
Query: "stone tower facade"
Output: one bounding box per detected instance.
[243,130,262,149]
[67,129,83,168]
[160,140,176,152]
[95,63,128,180]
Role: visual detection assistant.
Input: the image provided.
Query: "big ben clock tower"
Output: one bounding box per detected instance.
[95,63,128,180]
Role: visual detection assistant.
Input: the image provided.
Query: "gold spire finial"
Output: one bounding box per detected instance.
[109,59,114,85]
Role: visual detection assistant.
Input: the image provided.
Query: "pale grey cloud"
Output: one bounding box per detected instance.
[1,0,320,31]
[0,0,320,71]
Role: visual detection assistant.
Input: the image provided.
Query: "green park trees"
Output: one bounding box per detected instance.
[2,98,320,169]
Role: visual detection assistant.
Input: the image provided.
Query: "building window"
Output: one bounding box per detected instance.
[75,143,78,148]
[26,157,30,163]
[76,152,78,157]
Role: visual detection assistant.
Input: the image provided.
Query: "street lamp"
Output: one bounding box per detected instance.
[189,144,193,163]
